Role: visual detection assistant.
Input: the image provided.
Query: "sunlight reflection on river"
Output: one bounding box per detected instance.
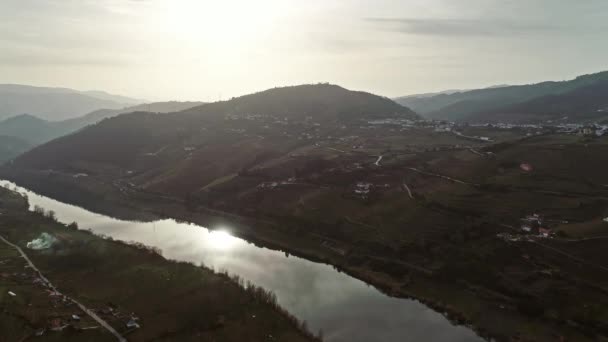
[1,180,482,342]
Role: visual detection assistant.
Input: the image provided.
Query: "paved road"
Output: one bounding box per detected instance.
[0,234,127,342]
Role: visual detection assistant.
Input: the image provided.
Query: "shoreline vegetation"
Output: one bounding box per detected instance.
[1,176,487,339]
[0,185,322,342]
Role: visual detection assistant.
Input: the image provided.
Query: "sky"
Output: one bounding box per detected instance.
[1,0,608,101]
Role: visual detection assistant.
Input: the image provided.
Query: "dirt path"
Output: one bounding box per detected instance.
[0,234,127,342]
[468,148,485,157]
[327,147,346,153]
[405,167,477,186]
[401,183,414,199]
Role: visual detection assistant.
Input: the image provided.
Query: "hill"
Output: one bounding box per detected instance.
[396,71,608,122]
[0,114,64,145]
[60,101,206,132]
[5,115,608,341]
[9,84,418,193]
[182,83,418,121]
[0,135,32,163]
[0,84,143,120]
[0,101,206,154]
[465,81,608,123]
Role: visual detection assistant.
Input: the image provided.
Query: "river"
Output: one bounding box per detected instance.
[1,180,482,342]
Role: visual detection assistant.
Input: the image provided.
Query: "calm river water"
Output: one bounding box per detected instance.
[1,180,482,342]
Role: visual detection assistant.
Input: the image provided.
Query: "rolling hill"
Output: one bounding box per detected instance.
[182,83,418,121]
[0,135,32,163]
[396,71,608,122]
[0,101,206,151]
[0,84,143,120]
[0,114,64,145]
[465,81,608,123]
[8,84,418,192]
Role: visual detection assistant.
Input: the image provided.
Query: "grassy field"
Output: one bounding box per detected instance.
[0,187,319,342]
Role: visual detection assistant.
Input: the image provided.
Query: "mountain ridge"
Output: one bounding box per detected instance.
[0,101,206,163]
[0,84,144,120]
[9,84,419,175]
[395,70,608,122]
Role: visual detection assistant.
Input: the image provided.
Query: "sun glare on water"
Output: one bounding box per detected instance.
[207,230,240,250]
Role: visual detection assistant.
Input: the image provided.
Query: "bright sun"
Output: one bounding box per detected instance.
[163,0,284,48]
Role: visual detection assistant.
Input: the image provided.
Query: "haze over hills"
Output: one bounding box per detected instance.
[0,101,206,157]
[396,71,608,123]
[0,135,32,163]
[0,84,144,121]
[466,81,608,123]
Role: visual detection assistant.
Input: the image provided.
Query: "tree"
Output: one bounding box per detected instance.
[46,210,57,221]
[67,222,79,230]
[33,205,44,215]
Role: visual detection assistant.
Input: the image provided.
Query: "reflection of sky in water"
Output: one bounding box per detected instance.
[2,181,482,342]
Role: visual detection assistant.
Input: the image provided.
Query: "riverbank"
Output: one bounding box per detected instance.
[0,186,320,341]
[5,171,606,342]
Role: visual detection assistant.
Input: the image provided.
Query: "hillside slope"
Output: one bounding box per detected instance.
[0,114,64,145]
[10,84,418,195]
[0,101,206,148]
[0,135,32,163]
[465,81,608,123]
[396,71,608,122]
[182,84,418,121]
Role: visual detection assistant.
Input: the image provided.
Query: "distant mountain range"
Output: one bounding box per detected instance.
[0,84,144,121]
[0,101,205,162]
[396,71,608,123]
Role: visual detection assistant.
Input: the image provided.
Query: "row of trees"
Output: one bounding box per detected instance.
[32,204,78,229]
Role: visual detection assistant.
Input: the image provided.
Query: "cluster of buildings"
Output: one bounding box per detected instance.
[520,213,553,238]
[257,177,298,190]
[353,182,373,199]
[578,124,608,137]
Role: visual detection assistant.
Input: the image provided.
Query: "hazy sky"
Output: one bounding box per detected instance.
[2,0,608,101]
